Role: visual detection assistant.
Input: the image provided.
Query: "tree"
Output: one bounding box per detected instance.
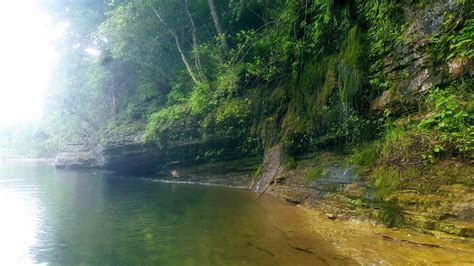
[208,0,229,51]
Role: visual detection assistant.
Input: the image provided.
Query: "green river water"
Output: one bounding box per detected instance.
[0,161,349,265]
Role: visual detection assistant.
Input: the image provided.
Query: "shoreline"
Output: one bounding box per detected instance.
[146,177,474,264]
[142,178,249,189]
[299,206,474,265]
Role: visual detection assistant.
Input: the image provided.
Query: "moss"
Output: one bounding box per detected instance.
[305,166,323,181]
[338,26,367,105]
[347,141,381,172]
[374,166,402,199]
[252,165,262,181]
[378,200,406,228]
[281,26,369,149]
[434,222,474,237]
[351,125,435,168]
[350,198,363,207]
[317,55,338,108]
[283,155,297,170]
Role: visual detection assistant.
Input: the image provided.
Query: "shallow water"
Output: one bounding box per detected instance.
[0,161,350,265]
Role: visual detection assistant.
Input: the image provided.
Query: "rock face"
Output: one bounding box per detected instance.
[54,140,160,174]
[265,151,474,238]
[155,156,261,188]
[372,1,471,113]
[54,143,100,169]
[101,141,160,174]
[251,145,284,193]
[54,133,259,175]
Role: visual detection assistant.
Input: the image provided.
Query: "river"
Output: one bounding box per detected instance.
[0,161,354,265]
[1,161,473,265]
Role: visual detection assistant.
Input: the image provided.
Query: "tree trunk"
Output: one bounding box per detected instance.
[183,0,206,81]
[208,0,229,51]
[152,8,200,84]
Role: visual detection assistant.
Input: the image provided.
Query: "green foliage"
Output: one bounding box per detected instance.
[282,25,371,150]
[123,82,162,120]
[188,83,216,115]
[418,82,473,158]
[204,98,253,137]
[166,82,189,105]
[431,18,474,61]
[357,0,403,58]
[379,127,413,162]
[357,0,403,93]
[33,0,472,182]
[282,155,297,170]
[144,104,190,143]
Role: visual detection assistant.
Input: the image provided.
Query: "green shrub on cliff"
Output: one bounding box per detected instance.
[431,18,474,62]
[418,81,473,158]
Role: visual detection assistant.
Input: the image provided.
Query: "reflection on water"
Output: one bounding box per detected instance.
[0,181,39,264]
[0,161,344,265]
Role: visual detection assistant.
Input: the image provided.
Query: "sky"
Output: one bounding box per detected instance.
[0,0,57,128]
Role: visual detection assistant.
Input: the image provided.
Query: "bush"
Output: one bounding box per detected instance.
[418,82,473,158]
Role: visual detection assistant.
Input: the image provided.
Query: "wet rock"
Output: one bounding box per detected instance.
[274,175,287,184]
[344,183,365,198]
[285,197,304,205]
[154,156,261,188]
[451,201,474,220]
[371,90,394,111]
[326,213,337,220]
[448,57,470,80]
[101,141,160,174]
[434,220,474,237]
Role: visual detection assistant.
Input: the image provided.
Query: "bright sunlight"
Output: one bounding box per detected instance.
[0,0,57,128]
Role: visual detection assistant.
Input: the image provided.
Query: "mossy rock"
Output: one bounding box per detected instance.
[434,221,474,237]
[377,201,406,228]
[403,212,436,231]
[305,166,323,181]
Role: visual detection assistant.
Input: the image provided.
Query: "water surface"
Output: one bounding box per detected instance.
[0,161,348,265]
